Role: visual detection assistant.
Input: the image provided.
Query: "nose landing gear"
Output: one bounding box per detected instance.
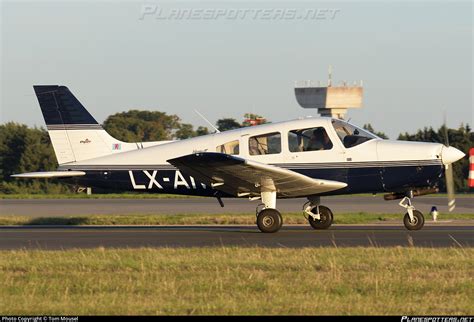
[304,197,334,230]
[399,196,425,230]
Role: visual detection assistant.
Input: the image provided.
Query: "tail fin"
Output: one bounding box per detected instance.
[34,85,99,128]
[34,85,140,164]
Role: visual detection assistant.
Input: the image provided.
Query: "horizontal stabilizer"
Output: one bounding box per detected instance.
[11,171,86,178]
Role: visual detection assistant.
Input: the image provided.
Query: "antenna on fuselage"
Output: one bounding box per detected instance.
[194,109,220,133]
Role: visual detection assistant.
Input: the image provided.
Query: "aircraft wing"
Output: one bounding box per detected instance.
[11,171,86,178]
[167,152,347,198]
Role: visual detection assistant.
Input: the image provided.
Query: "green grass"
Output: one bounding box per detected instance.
[1,212,473,226]
[0,247,472,315]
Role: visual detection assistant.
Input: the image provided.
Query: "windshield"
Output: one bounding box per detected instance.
[331,119,377,148]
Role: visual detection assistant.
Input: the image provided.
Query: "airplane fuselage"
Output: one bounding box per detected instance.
[58,117,446,197]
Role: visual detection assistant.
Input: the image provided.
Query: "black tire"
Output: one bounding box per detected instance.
[308,205,333,230]
[403,210,425,231]
[257,208,283,233]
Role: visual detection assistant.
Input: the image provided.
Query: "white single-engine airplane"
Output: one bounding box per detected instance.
[13,85,466,233]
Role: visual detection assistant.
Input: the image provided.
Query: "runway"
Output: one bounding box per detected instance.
[0,224,471,249]
[1,196,473,216]
[1,197,471,250]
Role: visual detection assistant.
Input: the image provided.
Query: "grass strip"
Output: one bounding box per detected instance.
[0,247,472,315]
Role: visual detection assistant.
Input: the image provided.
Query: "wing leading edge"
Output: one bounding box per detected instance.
[167,152,347,198]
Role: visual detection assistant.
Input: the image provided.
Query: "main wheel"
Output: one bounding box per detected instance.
[308,205,333,229]
[403,210,425,231]
[257,208,283,233]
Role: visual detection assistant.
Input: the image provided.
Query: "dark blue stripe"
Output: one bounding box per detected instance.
[59,165,443,196]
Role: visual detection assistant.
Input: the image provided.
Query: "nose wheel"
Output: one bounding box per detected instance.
[303,198,334,230]
[307,205,334,229]
[399,196,425,231]
[403,210,425,230]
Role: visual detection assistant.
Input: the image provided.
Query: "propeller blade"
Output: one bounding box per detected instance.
[443,112,455,212]
[445,164,455,212]
[443,112,450,147]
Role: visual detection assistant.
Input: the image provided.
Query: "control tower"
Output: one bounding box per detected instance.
[294,68,363,120]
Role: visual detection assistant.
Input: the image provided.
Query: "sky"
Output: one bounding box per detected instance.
[1,0,472,139]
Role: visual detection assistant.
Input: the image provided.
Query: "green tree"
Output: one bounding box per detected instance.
[0,123,68,194]
[176,125,210,139]
[103,110,210,141]
[196,126,209,136]
[398,124,473,192]
[363,124,388,139]
[216,114,269,131]
[216,118,241,132]
[103,110,181,142]
[175,123,196,140]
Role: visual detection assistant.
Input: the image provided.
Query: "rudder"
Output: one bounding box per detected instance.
[34,86,100,129]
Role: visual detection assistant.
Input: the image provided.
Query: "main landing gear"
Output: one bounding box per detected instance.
[256,208,283,233]
[399,195,425,231]
[255,194,335,233]
[256,191,283,233]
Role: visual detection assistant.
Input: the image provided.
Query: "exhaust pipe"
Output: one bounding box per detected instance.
[384,187,439,201]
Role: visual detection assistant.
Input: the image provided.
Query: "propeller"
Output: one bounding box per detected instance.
[445,164,456,212]
[443,115,456,212]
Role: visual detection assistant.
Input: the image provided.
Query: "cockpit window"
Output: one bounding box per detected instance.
[288,127,333,152]
[331,119,377,148]
[249,132,281,155]
[216,140,239,155]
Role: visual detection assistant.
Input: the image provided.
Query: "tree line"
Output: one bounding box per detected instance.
[0,110,472,194]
